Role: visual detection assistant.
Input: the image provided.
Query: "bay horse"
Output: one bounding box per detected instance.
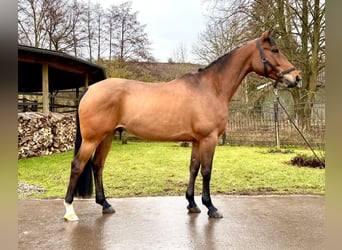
[63,30,301,221]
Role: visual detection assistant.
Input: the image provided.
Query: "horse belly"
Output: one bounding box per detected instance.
[119,95,195,141]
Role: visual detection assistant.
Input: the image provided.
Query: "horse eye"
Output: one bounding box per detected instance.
[272,49,279,53]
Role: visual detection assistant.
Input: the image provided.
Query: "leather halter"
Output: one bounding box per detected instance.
[256,39,296,88]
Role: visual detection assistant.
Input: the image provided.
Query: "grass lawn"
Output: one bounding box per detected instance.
[18,141,325,199]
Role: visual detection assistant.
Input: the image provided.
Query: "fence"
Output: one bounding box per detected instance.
[225,101,325,148]
[18,90,80,113]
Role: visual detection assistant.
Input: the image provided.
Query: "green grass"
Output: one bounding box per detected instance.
[18,141,325,199]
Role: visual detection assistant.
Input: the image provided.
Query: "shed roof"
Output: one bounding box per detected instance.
[18,45,106,92]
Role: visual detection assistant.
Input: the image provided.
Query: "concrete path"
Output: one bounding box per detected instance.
[18,195,324,250]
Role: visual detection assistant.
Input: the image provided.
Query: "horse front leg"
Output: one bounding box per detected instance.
[92,134,115,214]
[200,137,223,218]
[186,141,201,213]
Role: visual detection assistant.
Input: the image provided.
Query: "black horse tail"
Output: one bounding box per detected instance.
[74,88,93,198]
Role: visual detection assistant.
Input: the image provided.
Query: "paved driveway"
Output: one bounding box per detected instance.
[18,195,324,250]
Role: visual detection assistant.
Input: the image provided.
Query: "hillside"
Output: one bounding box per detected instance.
[99,60,203,82]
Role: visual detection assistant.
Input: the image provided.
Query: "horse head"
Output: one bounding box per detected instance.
[252,30,302,88]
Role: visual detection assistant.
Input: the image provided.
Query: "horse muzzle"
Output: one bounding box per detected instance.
[284,74,302,88]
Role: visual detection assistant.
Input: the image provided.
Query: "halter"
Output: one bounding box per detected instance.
[256,40,296,88]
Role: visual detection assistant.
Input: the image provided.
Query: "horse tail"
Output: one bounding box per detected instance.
[74,88,93,198]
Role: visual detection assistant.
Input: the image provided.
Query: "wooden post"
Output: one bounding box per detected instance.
[84,72,89,88]
[42,64,49,114]
[274,98,280,150]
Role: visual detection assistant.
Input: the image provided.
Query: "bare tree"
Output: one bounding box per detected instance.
[288,0,325,130]
[43,0,75,51]
[69,0,87,57]
[172,42,188,63]
[83,0,96,61]
[18,0,86,55]
[192,17,244,64]
[105,4,120,61]
[18,0,50,47]
[111,1,151,62]
[18,0,152,62]
[92,3,106,61]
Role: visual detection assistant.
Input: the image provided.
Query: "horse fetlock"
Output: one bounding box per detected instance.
[96,197,115,214]
[201,196,213,208]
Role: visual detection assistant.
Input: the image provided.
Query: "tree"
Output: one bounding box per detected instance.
[192,17,244,64]
[289,0,325,130]
[83,0,96,62]
[69,0,87,57]
[172,42,188,63]
[43,0,74,51]
[105,4,120,61]
[93,3,105,61]
[18,0,50,48]
[18,0,86,55]
[18,0,152,62]
[111,1,151,62]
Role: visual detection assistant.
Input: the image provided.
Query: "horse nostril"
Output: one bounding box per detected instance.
[296,75,301,82]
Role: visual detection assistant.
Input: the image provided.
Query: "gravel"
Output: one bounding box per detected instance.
[18,182,46,195]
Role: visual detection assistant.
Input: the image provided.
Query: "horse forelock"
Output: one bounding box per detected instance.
[265,36,277,46]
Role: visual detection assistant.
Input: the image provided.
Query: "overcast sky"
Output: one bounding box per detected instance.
[99,0,209,63]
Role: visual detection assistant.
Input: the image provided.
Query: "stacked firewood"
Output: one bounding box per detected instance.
[18,112,76,159]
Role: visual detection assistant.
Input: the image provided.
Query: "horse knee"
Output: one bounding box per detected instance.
[71,159,83,175]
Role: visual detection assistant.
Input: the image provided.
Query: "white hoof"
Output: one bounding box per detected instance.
[63,201,79,221]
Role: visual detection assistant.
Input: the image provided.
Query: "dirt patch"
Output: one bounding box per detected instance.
[289,154,325,169]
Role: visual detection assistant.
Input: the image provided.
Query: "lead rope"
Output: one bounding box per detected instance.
[272,88,325,167]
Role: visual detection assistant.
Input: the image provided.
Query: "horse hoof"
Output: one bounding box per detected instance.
[64,213,79,222]
[208,210,223,218]
[63,201,79,221]
[187,205,201,213]
[103,206,116,214]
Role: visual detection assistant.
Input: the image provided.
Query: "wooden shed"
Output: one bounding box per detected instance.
[18,45,106,113]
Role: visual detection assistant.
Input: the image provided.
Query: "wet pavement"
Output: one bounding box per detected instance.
[19,195,325,250]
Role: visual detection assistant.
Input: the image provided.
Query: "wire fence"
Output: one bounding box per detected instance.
[225,101,325,149]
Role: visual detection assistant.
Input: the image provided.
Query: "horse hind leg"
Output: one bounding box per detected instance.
[92,133,115,214]
[64,141,97,221]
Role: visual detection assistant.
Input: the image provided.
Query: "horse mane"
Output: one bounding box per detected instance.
[178,72,201,85]
[197,47,240,73]
[177,45,241,84]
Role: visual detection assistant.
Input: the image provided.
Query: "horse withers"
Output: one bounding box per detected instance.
[63,30,301,221]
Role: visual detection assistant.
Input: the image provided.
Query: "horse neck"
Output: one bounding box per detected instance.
[202,41,254,103]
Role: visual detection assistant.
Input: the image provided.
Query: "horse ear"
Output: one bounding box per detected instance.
[260,30,271,41]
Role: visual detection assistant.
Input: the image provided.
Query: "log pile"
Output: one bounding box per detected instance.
[18,112,76,159]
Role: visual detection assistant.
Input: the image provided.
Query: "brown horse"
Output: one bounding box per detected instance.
[63,30,301,221]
